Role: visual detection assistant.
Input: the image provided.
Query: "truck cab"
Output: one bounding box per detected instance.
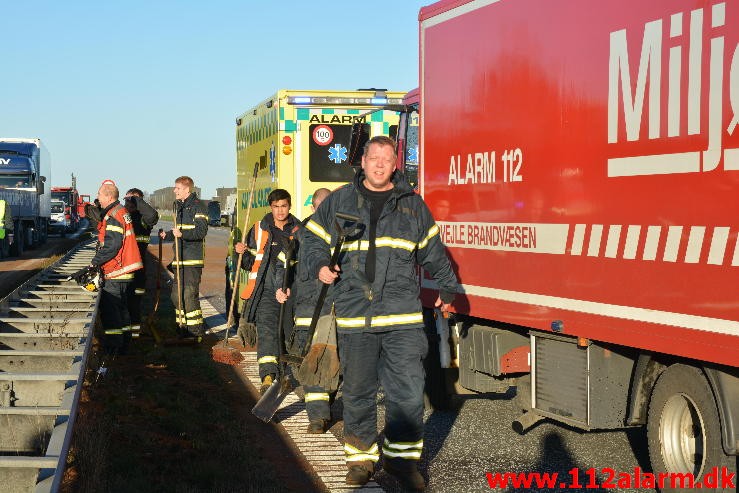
[49,199,70,235]
[207,201,221,226]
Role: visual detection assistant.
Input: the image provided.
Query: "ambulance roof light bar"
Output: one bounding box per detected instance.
[288,89,400,106]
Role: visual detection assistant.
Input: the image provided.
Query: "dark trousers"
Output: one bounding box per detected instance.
[256,278,281,380]
[289,326,332,421]
[339,328,428,470]
[100,279,134,354]
[127,267,146,332]
[171,266,204,336]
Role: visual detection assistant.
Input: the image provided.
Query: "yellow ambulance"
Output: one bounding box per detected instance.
[227,89,405,308]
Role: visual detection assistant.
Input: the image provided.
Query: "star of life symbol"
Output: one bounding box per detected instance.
[328,144,348,164]
[269,143,276,182]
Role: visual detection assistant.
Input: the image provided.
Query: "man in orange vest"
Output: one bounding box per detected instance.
[75,180,143,354]
[235,188,301,394]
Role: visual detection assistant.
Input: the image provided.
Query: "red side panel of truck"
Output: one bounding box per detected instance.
[419,0,739,366]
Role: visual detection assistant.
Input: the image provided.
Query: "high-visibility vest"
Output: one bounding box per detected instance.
[0,200,6,240]
[239,224,269,300]
[98,205,143,280]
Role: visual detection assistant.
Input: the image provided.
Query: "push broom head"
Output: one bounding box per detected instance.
[211,344,244,365]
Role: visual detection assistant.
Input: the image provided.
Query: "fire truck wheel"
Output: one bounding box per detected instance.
[423,308,460,411]
[646,364,734,491]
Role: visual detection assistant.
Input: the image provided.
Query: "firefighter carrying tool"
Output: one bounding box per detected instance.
[124,188,159,338]
[73,180,143,355]
[160,176,208,340]
[236,189,300,394]
[251,238,296,423]
[302,136,459,490]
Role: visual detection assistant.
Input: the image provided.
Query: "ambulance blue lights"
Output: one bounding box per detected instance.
[292,97,312,104]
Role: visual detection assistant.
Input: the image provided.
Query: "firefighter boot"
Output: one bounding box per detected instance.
[260,374,275,395]
[384,459,426,492]
[345,464,372,486]
[306,419,328,434]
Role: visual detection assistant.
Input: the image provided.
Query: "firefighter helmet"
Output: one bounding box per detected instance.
[75,267,102,292]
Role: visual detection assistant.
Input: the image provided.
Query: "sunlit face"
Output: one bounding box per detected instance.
[361,143,396,191]
[97,186,113,208]
[270,199,291,224]
[173,182,190,201]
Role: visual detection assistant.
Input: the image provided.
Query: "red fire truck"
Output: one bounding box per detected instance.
[50,186,80,231]
[396,0,739,485]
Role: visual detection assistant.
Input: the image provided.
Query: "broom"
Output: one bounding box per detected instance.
[212,162,259,365]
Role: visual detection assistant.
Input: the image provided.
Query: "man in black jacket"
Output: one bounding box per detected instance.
[124,188,159,338]
[302,136,458,491]
[235,188,300,394]
[160,176,208,340]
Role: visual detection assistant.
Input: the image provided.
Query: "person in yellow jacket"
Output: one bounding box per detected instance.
[0,199,14,258]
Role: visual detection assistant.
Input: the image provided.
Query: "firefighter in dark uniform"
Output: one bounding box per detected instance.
[124,188,159,338]
[276,188,334,433]
[235,188,300,394]
[302,136,459,491]
[160,176,208,340]
[75,181,143,354]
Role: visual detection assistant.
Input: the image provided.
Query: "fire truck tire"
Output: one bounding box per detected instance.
[27,227,38,249]
[423,308,460,411]
[647,364,734,492]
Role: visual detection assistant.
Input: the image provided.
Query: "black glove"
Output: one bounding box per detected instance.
[70,265,96,282]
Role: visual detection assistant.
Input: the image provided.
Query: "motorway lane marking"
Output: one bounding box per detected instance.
[200,296,384,492]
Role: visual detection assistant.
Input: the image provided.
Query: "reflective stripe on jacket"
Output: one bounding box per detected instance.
[240,212,300,324]
[302,170,458,333]
[97,204,143,280]
[171,193,208,267]
[240,223,269,300]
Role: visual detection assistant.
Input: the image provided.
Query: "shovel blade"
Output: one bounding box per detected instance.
[251,378,290,423]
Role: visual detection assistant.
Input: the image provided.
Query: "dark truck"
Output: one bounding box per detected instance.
[0,138,50,256]
[207,200,221,226]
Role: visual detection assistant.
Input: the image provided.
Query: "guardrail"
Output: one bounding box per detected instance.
[0,241,98,493]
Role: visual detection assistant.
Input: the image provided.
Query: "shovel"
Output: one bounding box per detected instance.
[252,238,296,422]
[252,212,360,422]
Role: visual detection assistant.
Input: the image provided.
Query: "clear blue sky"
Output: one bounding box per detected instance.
[2,1,428,199]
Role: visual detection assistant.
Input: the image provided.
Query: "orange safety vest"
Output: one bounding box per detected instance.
[240,223,269,300]
[98,204,143,280]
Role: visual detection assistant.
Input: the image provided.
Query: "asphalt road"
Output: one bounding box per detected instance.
[174,220,656,493]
